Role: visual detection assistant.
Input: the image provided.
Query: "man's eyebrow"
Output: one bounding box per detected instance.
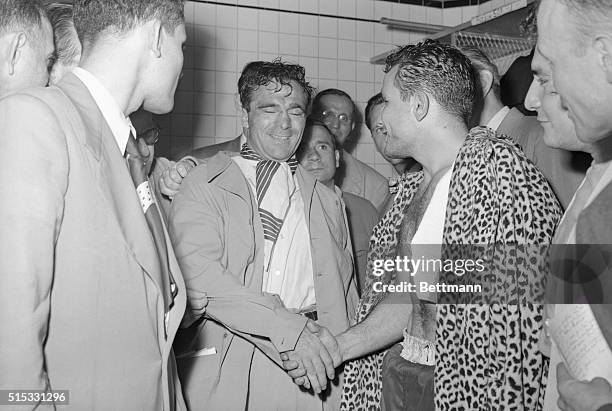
[257,103,280,109]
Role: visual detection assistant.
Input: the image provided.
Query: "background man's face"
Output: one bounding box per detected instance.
[525,49,586,151]
[144,23,186,114]
[368,103,404,166]
[8,17,54,95]
[316,94,354,146]
[537,0,612,143]
[381,66,417,159]
[244,80,307,161]
[298,124,339,187]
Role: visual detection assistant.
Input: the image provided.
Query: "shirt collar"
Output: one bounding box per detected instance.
[486,106,510,131]
[73,67,133,155]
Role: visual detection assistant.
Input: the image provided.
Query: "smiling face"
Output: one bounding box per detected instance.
[298,124,339,188]
[368,103,405,166]
[537,0,612,144]
[524,49,588,152]
[243,80,308,161]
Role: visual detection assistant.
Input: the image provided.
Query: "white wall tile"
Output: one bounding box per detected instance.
[356,41,374,60]
[193,136,216,148]
[443,7,462,27]
[258,52,279,61]
[319,38,338,59]
[299,0,318,14]
[356,0,374,20]
[279,33,299,55]
[259,9,279,32]
[374,24,392,44]
[195,47,216,70]
[216,93,239,116]
[299,36,318,57]
[194,92,216,115]
[193,116,216,138]
[279,12,299,34]
[338,0,356,18]
[299,14,318,36]
[319,58,338,79]
[216,116,239,138]
[319,16,337,38]
[215,71,238,93]
[184,2,195,24]
[183,45,196,69]
[216,27,237,49]
[237,7,258,30]
[374,1,392,19]
[338,60,356,81]
[237,29,258,51]
[356,21,374,42]
[194,25,216,48]
[299,56,319,78]
[216,5,237,28]
[319,0,338,16]
[279,0,299,12]
[216,49,237,71]
[337,81,356,99]
[259,31,279,54]
[462,5,479,23]
[170,114,193,137]
[178,69,194,91]
[410,5,427,24]
[193,2,215,26]
[338,20,356,40]
[194,69,215,92]
[237,51,258,71]
[259,0,279,8]
[318,79,338,90]
[338,39,356,60]
[393,3,411,21]
[426,7,442,25]
[173,91,194,114]
[356,62,374,82]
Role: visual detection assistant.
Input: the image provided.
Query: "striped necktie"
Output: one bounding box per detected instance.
[240,143,298,242]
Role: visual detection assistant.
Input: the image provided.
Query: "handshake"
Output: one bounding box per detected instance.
[280,320,345,394]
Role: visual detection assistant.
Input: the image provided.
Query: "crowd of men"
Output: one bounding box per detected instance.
[0,0,611,410]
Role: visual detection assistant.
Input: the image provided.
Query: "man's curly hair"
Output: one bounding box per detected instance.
[384,39,477,124]
[238,59,315,111]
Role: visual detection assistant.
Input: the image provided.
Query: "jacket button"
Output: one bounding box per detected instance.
[317,272,323,277]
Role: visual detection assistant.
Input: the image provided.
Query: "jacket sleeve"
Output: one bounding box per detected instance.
[0,93,69,398]
[168,166,307,359]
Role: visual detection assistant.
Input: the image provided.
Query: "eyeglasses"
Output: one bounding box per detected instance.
[321,110,352,124]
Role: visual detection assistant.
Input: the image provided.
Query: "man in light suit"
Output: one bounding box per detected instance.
[169,60,358,411]
[0,0,191,409]
[461,45,589,210]
[0,0,54,98]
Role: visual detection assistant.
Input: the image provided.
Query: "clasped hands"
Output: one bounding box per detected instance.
[280,320,344,394]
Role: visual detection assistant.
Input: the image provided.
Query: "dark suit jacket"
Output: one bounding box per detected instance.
[0,73,187,410]
[576,180,612,351]
[343,192,378,295]
[498,107,589,209]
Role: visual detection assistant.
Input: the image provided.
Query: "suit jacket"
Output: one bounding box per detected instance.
[0,73,187,410]
[498,107,589,209]
[576,180,612,350]
[337,150,389,212]
[343,192,378,295]
[169,153,359,410]
[178,135,241,161]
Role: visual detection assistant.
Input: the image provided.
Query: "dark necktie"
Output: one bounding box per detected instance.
[125,132,175,314]
[240,143,298,242]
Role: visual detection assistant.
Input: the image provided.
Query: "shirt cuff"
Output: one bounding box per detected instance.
[136,181,154,213]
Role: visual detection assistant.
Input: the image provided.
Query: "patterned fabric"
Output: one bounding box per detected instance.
[340,171,424,411]
[240,143,298,242]
[435,127,562,410]
[340,127,562,411]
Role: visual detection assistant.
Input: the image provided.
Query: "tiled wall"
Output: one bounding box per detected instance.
[157,0,480,178]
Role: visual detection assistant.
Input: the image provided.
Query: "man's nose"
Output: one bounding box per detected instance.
[280,111,291,129]
[524,78,540,112]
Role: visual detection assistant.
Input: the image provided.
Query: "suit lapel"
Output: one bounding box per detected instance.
[58,73,166,298]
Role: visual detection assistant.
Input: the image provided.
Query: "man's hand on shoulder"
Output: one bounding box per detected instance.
[158,158,196,198]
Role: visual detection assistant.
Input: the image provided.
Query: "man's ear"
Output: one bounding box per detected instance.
[150,20,163,58]
[8,32,27,76]
[594,35,612,83]
[478,70,494,98]
[412,91,429,122]
[240,106,249,131]
[334,149,340,168]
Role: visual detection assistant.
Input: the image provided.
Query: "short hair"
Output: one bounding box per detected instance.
[365,93,385,131]
[238,59,315,111]
[73,0,184,49]
[0,0,45,37]
[384,39,476,124]
[459,46,501,100]
[47,3,81,66]
[311,88,356,118]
